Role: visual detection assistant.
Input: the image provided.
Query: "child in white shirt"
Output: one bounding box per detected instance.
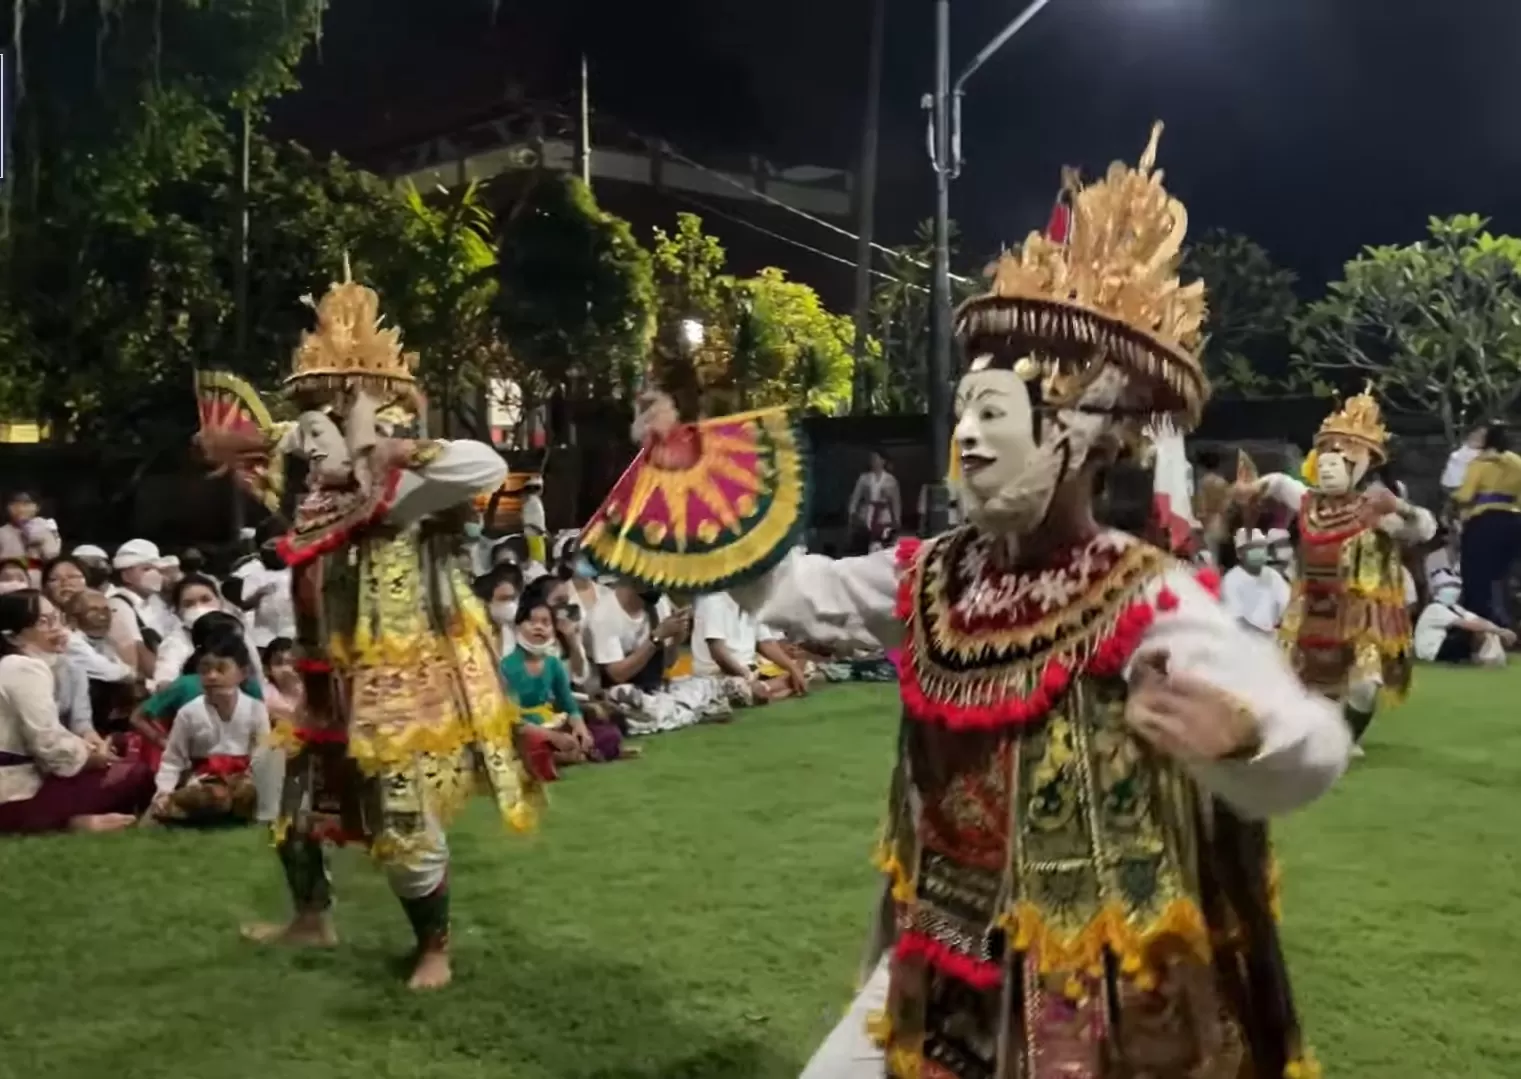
[149,636,270,824]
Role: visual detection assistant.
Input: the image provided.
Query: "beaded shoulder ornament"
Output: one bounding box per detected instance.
[893,529,1218,730]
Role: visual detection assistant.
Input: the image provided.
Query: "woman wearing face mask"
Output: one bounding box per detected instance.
[151,575,224,693]
[479,563,524,656]
[0,589,154,834]
[1413,571,1514,665]
[1220,529,1293,637]
[105,540,175,670]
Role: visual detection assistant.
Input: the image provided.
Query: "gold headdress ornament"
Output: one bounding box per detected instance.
[286,253,420,403]
[955,121,1210,429]
[1314,380,1388,463]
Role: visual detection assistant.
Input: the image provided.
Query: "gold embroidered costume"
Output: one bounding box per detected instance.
[1280,390,1414,704]
[599,125,1326,1079]
[197,266,539,961]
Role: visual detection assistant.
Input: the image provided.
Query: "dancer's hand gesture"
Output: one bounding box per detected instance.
[1125,651,1261,762]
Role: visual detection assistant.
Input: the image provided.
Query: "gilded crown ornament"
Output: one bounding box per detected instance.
[955,121,1210,428]
[1315,381,1388,461]
[286,254,419,402]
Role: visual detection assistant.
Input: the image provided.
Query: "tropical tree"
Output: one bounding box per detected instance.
[649,213,734,420]
[0,0,326,460]
[494,174,657,431]
[724,268,855,414]
[1179,228,1302,396]
[1293,214,1521,442]
[865,219,981,413]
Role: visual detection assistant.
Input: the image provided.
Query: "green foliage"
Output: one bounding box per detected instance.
[495,175,657,410]
[723,268,855,415]
[865,220,980,414]
[1293,214,1521,441]
[648,214,856,418]
[1179,228,1301,397]
[0,0,327,464]
[650,213,733,419]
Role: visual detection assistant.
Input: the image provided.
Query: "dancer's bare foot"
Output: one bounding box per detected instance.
[407,946,452,991]
[240,912,338,948]
[68,813,137,833]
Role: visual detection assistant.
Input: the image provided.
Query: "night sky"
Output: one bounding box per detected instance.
[284,0,1521,288]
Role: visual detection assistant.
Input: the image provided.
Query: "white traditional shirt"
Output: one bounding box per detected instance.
[849,471,901,531]
[735,531,1351,820]
[588,593,673,669]
[1220,565,1292,634]
[155,691,270,794]
[692,592,781,676]
[0,654,88,805]
[237,565,296,648]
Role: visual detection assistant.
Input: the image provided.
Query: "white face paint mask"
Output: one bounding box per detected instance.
[1314,450,1363,495]
[951,364,1118,538]
[181,603,218,628]
[490,600,518,626]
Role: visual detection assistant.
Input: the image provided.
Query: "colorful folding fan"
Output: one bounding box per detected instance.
[194,369,288,514]
[579,407,809,592]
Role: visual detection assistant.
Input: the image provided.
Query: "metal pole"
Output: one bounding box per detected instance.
[953,0,1057,96]
[849,0,886,415]
[576,54,592,188]
[924,0,953,537]
[230,106,252,541]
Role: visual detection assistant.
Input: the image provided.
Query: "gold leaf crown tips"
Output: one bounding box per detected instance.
[286,258,417,390]
[984,121,1205,355]
[1316,381,1388,453]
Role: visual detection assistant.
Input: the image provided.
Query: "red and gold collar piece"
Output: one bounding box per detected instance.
[894,529,1174,730]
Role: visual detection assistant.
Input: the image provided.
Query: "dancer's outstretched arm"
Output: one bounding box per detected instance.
[731,547,904,654]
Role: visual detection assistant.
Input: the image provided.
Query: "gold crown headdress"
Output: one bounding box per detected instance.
[286,255,419,402]
[955,121,1210,429]
[1314,381,1388,462]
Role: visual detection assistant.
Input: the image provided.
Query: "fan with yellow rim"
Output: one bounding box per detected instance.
[194,369,291,514]
[579,407,810,592]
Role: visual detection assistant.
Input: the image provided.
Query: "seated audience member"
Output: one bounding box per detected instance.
[148,636,270,825]
[126,612,263,770]
[1221,528,1292,636]
[590,579,731,733]
[232,527,295,649]
[499,585,615,775]
[152,574,224,691]
[0,558,30,591]
[0,590,153,834]
[106,540,173,677]
[261,638,302,722]
[692,591,808,704]
[71,545,112,587]
[42,556,89,611]
[1414,572,1513,666]
[63,590,137,735]
[0,492,62,574]
[478,562,524,656]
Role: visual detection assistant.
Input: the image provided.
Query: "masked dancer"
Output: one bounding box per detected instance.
[585,125,1349,1079]
[197,269,542,990]
[1238,387,1435,749]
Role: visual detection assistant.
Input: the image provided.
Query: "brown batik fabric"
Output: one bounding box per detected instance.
[157,773,258,823]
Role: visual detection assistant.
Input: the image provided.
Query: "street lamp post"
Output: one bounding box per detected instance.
[922,0,1059,536]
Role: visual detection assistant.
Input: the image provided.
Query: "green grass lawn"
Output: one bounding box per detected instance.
[2,669,1520,1079]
